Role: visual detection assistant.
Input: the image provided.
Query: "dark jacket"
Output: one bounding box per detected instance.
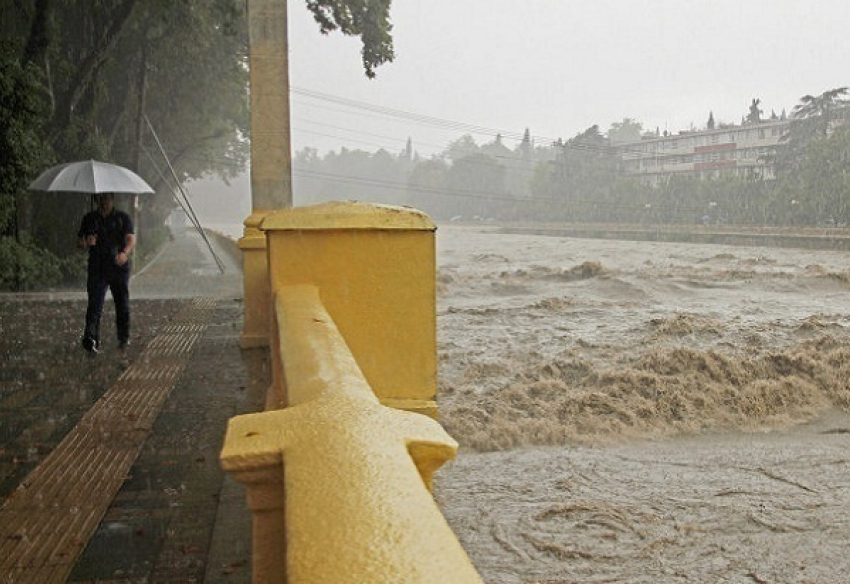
[78,209,135,273]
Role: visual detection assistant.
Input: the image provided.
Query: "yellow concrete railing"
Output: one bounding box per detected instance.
[222,286,482,583]
[222,202,483,583]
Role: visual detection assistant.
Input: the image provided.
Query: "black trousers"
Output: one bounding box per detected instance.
[84,265,130,345]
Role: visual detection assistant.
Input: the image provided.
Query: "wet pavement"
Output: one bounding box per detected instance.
[0,227,268,583]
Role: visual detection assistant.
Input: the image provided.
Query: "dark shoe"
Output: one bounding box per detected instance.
[119,339,130,350]
[82,337,100,354]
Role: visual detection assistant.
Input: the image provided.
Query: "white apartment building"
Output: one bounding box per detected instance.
[613,119,788,184]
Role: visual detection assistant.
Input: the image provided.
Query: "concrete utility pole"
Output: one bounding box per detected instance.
[240,0,293,348]
[247,0,293,209]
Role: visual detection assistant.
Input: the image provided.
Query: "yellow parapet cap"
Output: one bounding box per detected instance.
[260,200,436,231]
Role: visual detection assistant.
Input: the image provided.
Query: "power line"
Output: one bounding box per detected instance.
[294,117,458,153]
[292,124,553,176]
[293,126,402,151]
[292,86,529,143]
[293,96,570,162]
[293,87,626,160]
[292,86,705,160]
[291,97,517,156]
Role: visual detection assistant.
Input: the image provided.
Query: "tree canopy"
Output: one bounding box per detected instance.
[779,87,849,174]
[0,0,251,288]
[608,118,643,144]
[305,0,394,78]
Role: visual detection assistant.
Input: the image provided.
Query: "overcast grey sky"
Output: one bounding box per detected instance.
[287,0,850,156]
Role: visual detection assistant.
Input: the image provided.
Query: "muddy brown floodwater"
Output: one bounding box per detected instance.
[432,225,850,583]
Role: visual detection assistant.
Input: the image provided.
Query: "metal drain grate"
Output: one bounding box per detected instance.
[0,299,216,583]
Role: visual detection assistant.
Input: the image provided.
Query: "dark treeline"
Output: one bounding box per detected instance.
[1,0,251,290]
[295,88,850,230]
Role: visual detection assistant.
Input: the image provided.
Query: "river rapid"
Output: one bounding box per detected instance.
[432,224,850,583]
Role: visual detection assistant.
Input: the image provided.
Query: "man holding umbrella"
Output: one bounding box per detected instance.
[77,192,135,353]
[30,159,153,353]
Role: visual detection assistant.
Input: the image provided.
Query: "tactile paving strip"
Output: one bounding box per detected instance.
[0,298,215,583]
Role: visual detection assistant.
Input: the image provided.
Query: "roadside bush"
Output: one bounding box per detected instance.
[0,236,62,290]
[58,251,87,286]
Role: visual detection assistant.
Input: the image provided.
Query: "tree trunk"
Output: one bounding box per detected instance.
[20,0,53,67]
[49,0,139,142]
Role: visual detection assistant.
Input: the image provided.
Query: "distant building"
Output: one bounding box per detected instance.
[612,119,789,184]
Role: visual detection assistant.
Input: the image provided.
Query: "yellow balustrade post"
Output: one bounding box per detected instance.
[241,0,292,348]
[232,467,286,583]
[261,201,439,417]
[240,212,272,348]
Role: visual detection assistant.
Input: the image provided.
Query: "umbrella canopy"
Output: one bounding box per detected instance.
[29,159,154,194]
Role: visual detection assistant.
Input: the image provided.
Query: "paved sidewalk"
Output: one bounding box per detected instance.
[0,228,268,583]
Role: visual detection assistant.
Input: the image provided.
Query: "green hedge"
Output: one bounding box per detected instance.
[0,236,66,290]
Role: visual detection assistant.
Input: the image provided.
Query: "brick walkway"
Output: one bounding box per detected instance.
[0,299,215,582]
[0,229,267,583]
